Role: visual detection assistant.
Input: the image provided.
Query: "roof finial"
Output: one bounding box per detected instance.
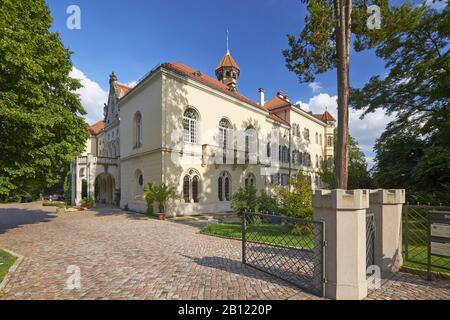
[226,29,230,55]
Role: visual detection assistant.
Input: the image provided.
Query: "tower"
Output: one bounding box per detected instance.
[215,30,240,91]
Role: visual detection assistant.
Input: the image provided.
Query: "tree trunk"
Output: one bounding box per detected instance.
[335,0,351,189]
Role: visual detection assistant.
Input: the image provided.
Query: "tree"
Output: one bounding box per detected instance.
[283,0,430,189]
[0,0,88,201]
[320,129,372,189]
[351,4,448,135]
[283,0,355,189]
[351,4,449,203]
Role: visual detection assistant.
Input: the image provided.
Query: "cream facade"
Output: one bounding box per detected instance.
[72,52,335,216]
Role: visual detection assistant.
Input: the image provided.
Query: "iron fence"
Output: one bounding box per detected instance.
[366,211,376,270]
[242,212,325,297]
[403,205,450,271]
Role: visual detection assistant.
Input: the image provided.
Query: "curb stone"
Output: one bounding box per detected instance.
[0,249,24,293]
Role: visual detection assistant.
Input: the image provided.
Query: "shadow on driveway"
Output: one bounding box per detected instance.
[0,206,56,235]
[180,254,304,293]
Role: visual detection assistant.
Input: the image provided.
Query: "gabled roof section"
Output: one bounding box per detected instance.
[114,82,132,99]
[216,53,240,71]
[162,62,265,111]
[313,110,336,122]
[265,96,291,111]
[88,120,104,135]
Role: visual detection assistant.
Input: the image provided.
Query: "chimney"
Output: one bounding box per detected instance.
[259,88,265,106]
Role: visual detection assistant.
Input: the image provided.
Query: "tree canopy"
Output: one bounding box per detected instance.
[351,4,449,204]
[0,0,88,201]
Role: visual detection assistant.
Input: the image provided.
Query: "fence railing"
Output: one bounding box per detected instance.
[403,205,450,272]
[242,212,325,297]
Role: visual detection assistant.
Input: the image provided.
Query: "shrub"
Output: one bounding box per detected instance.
[81,196,94,207]
[276,171,313,219]
[256,190,279,214]
[231,186,258,215]
[42,201,65,207]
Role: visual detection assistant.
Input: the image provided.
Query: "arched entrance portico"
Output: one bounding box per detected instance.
[95,173,116,205]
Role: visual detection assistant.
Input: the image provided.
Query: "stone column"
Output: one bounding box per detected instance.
[369,189,405,272]
[313,189,369,300]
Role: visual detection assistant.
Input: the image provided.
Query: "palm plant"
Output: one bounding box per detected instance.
[139,182,176,216]
[152,183,176,213]
[141,182,156,216]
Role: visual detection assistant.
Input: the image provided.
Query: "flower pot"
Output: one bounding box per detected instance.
[158,213,166,221]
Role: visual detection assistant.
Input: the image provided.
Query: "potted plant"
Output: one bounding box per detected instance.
[140,182,156,217]
[139,182,176,220]
[152,183,176,220]
[80,196,94,209]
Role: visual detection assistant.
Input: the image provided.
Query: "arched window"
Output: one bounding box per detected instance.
[219,118,232,149]
[245,173,256,188]
[218,177,223,201]
[135,169,144,196]
[218,172,231,201]
[267,142,271,158]
[327,136,333,147]
[134,112,142,148]
[183,176,190,202]
[304,128,310,142]
[245,126,256,154]
[316,155,319,168]
[182,170,200,203]
[315,132,319,144]
[282,146,288,163]
[192,176,199,203]
[183,108,198,144]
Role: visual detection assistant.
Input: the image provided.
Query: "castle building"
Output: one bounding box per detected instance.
[71,51,335,216]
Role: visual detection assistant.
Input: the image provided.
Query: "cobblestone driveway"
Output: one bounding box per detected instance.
[0,203,449,300]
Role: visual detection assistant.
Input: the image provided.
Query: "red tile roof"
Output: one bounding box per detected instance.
[313,111,336,122]
[216,53,240,71]
[264,96,291,111]
[114,82,132,99]
[88,120,104,135]
[162,62,290,126]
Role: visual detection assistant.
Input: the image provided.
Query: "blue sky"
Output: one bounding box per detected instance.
[46,0,435,166]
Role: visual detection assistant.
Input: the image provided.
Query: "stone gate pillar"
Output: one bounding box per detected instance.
[313,189,369,300]
[369,189,405,272]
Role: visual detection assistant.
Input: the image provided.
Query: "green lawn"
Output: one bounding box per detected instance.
[0,250,16,284]
[404,244,450,273]
[201,223,314,250]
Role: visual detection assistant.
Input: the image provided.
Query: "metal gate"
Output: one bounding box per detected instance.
[366,210,376,270]
[242,212,325,297]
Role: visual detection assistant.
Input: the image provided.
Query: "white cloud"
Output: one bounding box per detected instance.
[308,81,322,93]
[124,80,138,88]
[297,93,395,158]
[70,67,108,125]
[365,156,376,170]
[424,0,447,10]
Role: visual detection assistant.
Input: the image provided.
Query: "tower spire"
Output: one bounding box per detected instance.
[226,29,230,55]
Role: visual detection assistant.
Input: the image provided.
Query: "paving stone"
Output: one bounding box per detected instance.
[0,202,448,300]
